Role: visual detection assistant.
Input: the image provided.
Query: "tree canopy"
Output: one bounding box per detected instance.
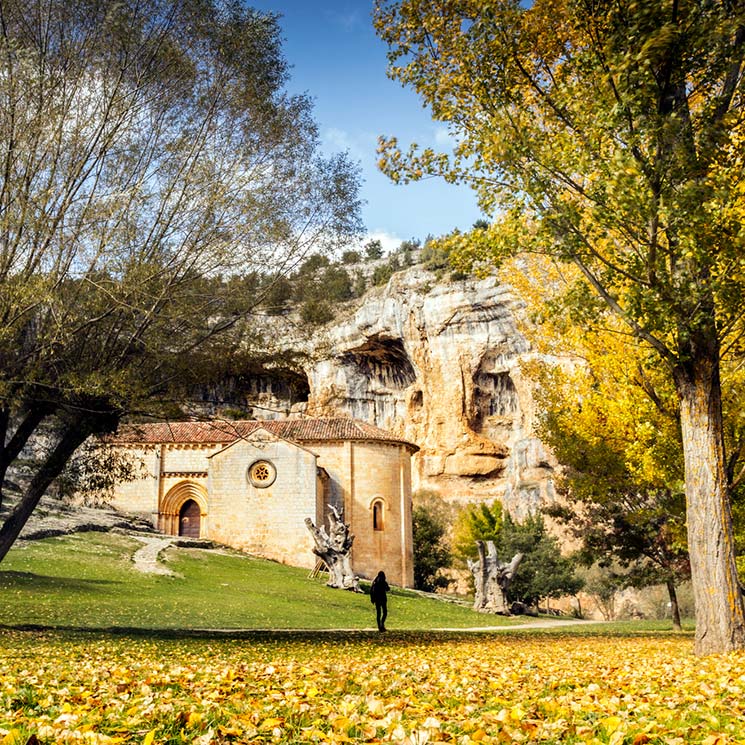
[375,0,745,655]
[508,257,690,627]
[0,0,361,560]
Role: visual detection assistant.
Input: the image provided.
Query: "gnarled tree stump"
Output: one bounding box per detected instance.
[468,540,523,614]
[305,504,360,591]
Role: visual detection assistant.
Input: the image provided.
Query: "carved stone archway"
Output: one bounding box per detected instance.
[159,481,208,538]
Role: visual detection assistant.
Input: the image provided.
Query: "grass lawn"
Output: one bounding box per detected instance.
[0,532,528,631]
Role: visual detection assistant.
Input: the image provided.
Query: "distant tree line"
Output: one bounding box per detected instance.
[256,224,491,325]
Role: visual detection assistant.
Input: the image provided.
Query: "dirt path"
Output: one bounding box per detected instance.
[433,618,594,632]
[131,536,176,575]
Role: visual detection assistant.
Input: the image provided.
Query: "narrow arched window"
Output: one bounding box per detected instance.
[372,500,384,531]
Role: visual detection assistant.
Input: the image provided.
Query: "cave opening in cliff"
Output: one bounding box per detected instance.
[471,370,518,432]
[247,369,310,404]
[339,335,417,389]
[198,368,310,416]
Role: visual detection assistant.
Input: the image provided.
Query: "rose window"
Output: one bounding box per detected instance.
[248,460,277,488]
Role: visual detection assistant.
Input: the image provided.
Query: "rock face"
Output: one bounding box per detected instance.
[291,266,556,515]
[207,265,555,515]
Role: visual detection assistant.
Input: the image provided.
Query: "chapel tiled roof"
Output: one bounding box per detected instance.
[110,417,419,452]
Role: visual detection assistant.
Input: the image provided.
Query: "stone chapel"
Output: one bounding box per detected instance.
[107,417,417,587]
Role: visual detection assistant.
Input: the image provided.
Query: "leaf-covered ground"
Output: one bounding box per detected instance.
[1,630,743,744]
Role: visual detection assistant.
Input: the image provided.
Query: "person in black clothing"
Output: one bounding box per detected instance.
[370,570,390,632]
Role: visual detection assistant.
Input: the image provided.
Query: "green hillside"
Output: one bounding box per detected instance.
[0,532,525,631]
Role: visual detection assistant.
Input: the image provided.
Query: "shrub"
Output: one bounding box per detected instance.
[501,513,583,608]
[364,239,383,260]
[261,275,294,314]
[453,502,583,608]
[321,266,353,302]
[412,491,453,592]
[353,271,367,297]
[300,299,334,325]
[298,253,331,274]
[452,501,504,565]
[420,243,451,272]
[372,263,393,286]
[341,249,362,264]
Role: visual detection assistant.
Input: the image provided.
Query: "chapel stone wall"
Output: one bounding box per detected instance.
[161,444,216,473]
[311,440,414,587]
[107,446,159,522]
[206,438,320,569]
[106,425,416,586]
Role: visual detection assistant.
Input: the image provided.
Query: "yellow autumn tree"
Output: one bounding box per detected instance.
[375,0,745,655]
[504,256,688,628]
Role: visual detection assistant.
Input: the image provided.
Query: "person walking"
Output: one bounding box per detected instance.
[370,570,390,632]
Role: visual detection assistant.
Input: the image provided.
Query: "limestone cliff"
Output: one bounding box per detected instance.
[235,265,556,516]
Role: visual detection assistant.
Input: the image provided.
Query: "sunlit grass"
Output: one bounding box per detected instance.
[0,532,526,631]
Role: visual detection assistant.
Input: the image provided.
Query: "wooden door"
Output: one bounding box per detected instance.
[179,499,201,538]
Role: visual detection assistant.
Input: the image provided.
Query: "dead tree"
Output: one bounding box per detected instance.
[305,505,360,591]
[468,541,523,614]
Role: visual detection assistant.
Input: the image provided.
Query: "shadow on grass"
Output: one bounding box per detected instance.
[0,623,694,646]
[0,570,121,590]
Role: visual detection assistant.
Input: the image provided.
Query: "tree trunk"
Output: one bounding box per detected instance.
[305,505,360,591]
[468,541,523,614]
[0,405,50,511]
[666,578,682,632]
[675,350,745,654]
[0,423,89,562]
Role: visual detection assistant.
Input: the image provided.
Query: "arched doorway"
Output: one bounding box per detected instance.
[179,499,201,538]
[159,481,208,537]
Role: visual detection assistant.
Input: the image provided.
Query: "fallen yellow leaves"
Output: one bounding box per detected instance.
[0,632,744,743]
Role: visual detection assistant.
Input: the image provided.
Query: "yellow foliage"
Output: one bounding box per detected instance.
[498,252,684,493]
[1,632,745,743]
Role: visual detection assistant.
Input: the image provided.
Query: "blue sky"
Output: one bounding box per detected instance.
[248,0,483,252]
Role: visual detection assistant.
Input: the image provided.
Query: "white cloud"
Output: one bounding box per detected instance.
[321,127,378,168]
[352,230,402,255]
[323,127,372,166]
[324,9,363,32]
[324,126,353,151]
[432,125,465,150]
[434,126,454,146]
